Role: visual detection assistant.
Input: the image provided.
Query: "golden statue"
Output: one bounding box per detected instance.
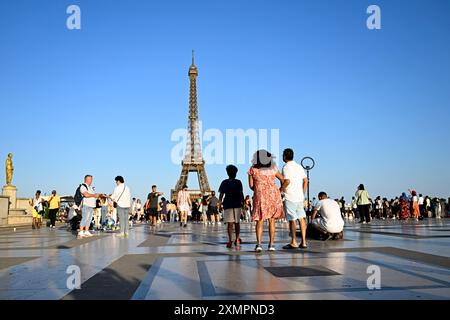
[5,153,13,186]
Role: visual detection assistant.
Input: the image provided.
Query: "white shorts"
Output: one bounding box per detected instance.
[284,200,306,221]
[224,208,242,223]
[179,204,190,213]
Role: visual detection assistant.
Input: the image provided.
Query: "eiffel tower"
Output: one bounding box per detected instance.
[171,51,211,201]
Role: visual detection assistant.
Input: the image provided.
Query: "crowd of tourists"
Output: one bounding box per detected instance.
[327,189,448,223]
[28,148,449,251]
[134,189,227,228]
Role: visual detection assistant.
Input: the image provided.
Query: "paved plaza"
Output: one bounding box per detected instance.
[0,219,449,300]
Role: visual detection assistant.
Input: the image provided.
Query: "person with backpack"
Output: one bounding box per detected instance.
[76,175,103,239]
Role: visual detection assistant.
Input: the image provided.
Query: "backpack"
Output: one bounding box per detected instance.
[74,183,88,206]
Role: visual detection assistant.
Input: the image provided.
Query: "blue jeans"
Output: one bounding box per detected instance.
[170,210,177,222]
[81,206,94,229]
[101,207,108,225]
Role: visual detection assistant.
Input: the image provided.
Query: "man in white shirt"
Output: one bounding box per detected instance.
[79,175,102,239]
[280,148,308,249]
[311,191,345,240]
[109,176,132,237]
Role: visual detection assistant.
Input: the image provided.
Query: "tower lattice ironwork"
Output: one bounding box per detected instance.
[172,51,211,200]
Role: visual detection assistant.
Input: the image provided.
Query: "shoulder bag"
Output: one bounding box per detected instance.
[113,185,127,208]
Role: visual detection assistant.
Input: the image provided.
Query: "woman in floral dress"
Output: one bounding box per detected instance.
[248,150,284,252]
[399,192,410,220]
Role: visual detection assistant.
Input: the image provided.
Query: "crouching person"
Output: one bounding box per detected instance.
[309,192,344,240]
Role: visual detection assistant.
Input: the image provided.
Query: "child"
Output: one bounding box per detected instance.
[30,190,44,229]
[68,204,82,231]
[218,165,245,248]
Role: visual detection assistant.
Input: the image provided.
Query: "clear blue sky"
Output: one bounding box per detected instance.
[1,0,449,202]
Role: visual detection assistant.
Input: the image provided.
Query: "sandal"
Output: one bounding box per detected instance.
[282,244,299,250]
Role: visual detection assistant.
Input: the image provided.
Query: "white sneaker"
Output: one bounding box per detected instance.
[84,231,93,237]
[77,231,86,239]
